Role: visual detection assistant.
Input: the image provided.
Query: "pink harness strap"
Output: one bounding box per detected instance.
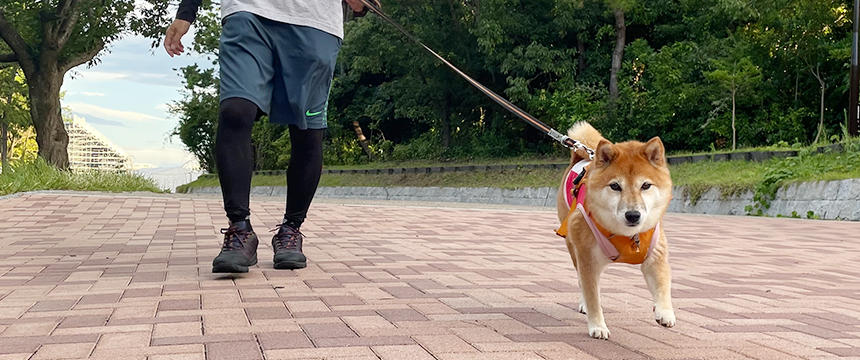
[576,203,620,260]
[563,160,590,208]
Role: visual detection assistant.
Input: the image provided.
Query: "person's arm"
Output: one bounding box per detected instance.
[176,0,203,23]
[164,0,202,57]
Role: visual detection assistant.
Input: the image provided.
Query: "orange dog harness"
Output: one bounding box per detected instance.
[556,161,659,264]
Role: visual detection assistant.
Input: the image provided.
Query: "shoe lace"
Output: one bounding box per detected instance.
[220,227,249,250]
[271,223,301,250]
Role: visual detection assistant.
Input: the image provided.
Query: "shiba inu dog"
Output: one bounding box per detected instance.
[555,122,675,339]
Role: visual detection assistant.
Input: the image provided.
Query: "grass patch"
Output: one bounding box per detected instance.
[176,174,219,193]
[669,160,763,203]
[0,159,162,196]
[670,143,860,205]
[177,142,860,197]
[667,144,794,157]
[318,168,561,189]
[178,168,562,192]
[321,155,569,170]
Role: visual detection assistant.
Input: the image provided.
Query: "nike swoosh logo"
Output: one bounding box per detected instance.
[306,110,323,117]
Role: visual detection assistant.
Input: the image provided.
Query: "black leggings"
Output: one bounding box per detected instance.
[217,97,324,228]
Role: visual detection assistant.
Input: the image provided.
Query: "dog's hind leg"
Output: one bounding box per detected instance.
[575,247,610,339]
[577,294,587,315]
[564,239,587,315]
[641,237,676,328]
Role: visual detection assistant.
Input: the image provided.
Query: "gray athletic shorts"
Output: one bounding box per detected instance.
[219,11,342,129]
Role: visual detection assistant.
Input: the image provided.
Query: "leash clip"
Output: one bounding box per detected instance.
[632,234,641,253]
[547,129,595,160]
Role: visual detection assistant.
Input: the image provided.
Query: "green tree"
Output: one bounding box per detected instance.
[332,1,488,158]
[0,1,142,168]
[337,0,854,153]
[607,0,633,104]
[747,0,850,143]
[785,0,847,143]
[0,66,29,172]
[170,65,219,173]
[706,54,762,150]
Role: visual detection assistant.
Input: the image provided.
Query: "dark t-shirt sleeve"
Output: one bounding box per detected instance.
[176,0,203,23]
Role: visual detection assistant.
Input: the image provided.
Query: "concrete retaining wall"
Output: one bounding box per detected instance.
[668,179,860,220]
[187,178,860,220]
[191,186,561,207]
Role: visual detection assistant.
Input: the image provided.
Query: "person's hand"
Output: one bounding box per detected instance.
[164,19,191,57]
[345,0,366,13]
[346,0,379,17]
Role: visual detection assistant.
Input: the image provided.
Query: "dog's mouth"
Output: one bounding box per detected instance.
[625,221,640,227]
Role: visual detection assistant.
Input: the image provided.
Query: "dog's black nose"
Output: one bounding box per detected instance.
[625,211,641,225]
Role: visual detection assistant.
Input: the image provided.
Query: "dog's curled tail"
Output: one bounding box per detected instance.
[566,121,604,164]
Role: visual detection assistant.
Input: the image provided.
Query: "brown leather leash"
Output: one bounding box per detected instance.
[355,0,595,159]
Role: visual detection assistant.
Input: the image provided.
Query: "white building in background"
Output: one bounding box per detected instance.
[63,116,132,172]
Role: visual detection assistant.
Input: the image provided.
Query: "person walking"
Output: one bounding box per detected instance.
[163,0,375,273]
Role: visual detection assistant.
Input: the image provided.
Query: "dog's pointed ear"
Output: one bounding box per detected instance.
[643,137,666,166]
[594,139,615,167]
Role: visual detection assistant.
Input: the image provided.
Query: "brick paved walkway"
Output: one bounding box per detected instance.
[1,193,858,360]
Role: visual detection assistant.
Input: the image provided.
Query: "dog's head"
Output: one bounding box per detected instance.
[584,137,672,236]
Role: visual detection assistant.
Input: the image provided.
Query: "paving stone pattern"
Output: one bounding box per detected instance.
[0,193,858,359]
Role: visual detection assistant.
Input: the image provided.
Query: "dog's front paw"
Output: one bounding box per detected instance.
[654,306,676,327]
[588,323,610,339]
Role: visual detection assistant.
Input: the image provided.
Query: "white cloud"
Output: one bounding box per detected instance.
[155,103,171,113]
[80,91,106,97]
[127,147,199,169]
[77,71,129,81]
[139,73,168,80]
[65,102,165,123]
[71,70,173,86]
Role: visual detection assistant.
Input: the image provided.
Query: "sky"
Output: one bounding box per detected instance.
[61,33,211,170]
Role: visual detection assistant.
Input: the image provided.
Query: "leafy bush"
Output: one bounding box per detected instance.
[392,132,445,161]
[251,119,288,171]
[746,141,860,215]
[323,136,370,165]
[369,139,395,161]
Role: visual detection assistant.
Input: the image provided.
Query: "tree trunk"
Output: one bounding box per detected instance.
[609,8,626,103]
[28,70,69,169]
[0,92,7,172]
[794,72,799,104]
[814,84,826,143]
[811,66,826,144]
[9,130,19,160]
[253,140,262,171]
[440,93,451,149]
[1,120,8,173]
[352,121,373,160]
[731,87,737,151]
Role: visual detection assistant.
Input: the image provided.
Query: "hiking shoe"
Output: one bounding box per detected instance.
[271,223,307,269]
[212,220,258,273]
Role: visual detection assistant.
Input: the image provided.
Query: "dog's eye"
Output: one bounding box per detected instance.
[609,183,622,191]
[641,183,652,190]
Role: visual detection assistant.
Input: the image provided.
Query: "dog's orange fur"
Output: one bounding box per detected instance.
[556,122,675,340]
